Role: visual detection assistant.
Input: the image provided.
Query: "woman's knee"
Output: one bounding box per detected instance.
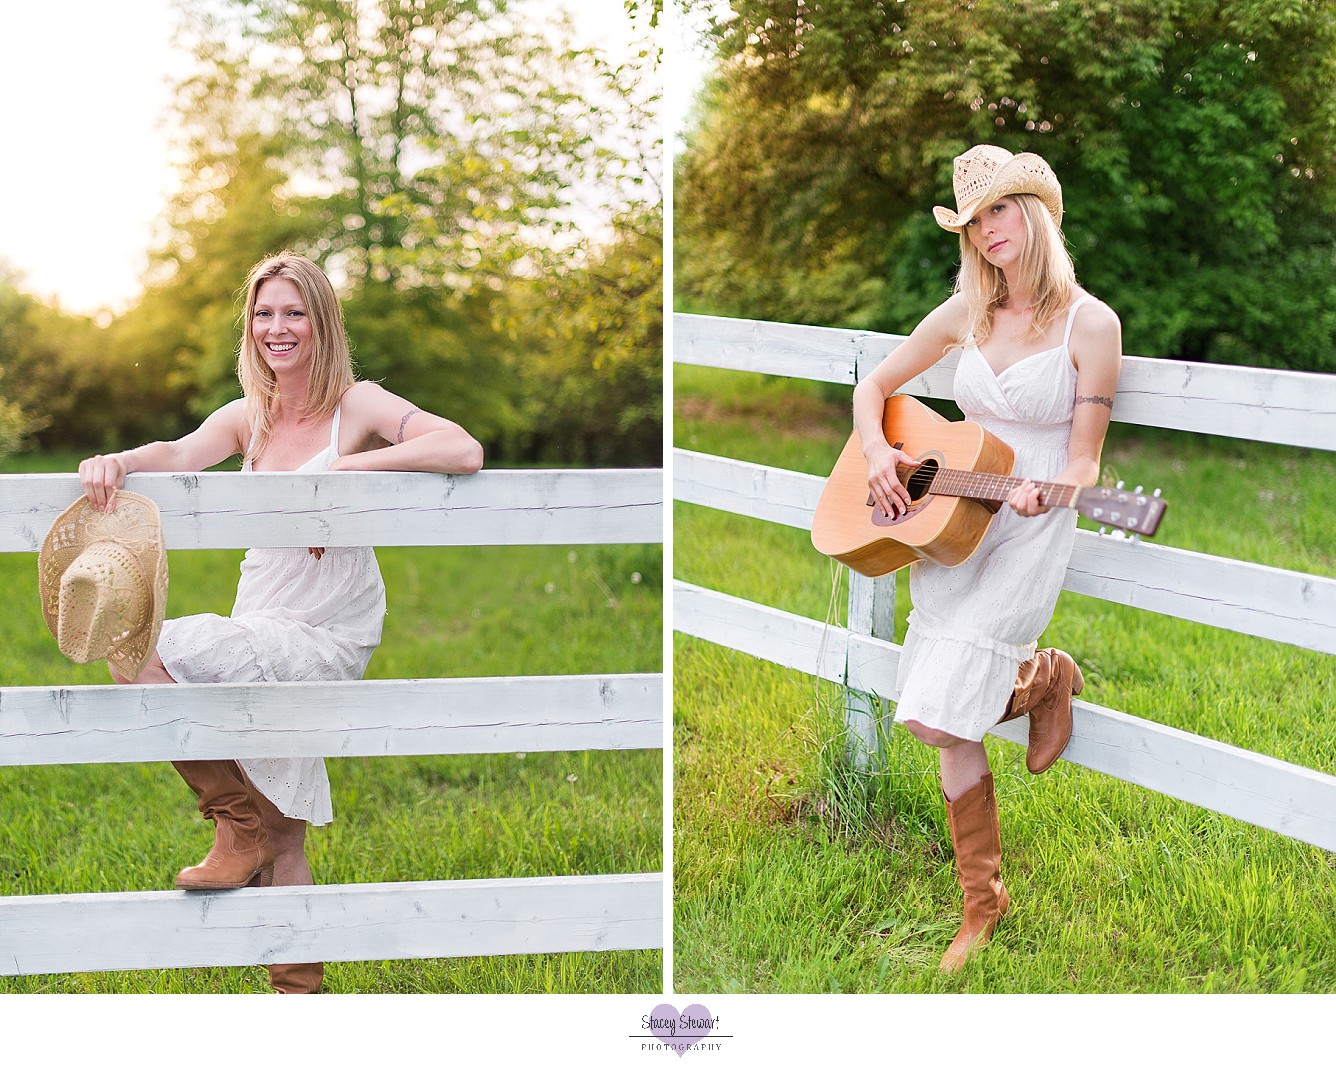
[903,720,965,749]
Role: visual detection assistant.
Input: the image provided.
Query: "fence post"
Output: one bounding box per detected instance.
[845,571,895,767]
[844,339,897,768]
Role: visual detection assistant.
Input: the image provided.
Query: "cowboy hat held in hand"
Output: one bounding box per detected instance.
[38,491,168,680]
[932,144,1064,233]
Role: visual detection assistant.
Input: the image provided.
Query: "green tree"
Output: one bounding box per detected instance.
[506,214,663,465]
[0,267,116,452]
[499,10,663,465]
[677,0,1336,371]
[130,130,322,428]
[152,0,659,453]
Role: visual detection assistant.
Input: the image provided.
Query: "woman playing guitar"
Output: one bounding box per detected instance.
[853,145,1122,972]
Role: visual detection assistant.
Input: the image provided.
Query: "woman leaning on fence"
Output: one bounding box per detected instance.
[852,146,1122,972]
[75,252,484,993]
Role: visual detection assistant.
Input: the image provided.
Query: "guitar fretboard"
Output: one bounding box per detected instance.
[927,468,1080,509]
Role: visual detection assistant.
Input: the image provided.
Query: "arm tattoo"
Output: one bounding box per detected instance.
[1075,394,1114,409]
[396,408,421,444]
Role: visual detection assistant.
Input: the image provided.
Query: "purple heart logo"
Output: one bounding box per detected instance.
[650,1002,714,1057]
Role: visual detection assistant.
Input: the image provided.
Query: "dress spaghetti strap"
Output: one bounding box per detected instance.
[1062,295,1094,348]
[328,402,343,459]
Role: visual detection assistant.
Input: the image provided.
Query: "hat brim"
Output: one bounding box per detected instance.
[38,492,168,681]
[933,153,1064,233]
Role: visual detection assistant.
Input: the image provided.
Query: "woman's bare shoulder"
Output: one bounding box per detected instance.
[342,380,390,405]
[202,398,250,438]
[340,380,404,419]
[926,291,970,330]
[1070,292,1123,373]
[1072,291,1121,334]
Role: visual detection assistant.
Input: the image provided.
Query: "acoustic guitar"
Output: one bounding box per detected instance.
[811,394,1167,578]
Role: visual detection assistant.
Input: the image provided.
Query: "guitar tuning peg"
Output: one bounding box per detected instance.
[1115,479,1125,490]
[1153,488,1161,498]
[1134,485,1143,494]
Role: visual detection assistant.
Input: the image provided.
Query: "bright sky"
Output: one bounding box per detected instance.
[0,0,655,318]
[668,1,715,150]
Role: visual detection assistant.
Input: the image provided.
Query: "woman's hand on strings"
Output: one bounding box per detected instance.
[865,443,916,519]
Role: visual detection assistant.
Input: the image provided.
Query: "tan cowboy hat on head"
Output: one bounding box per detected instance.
[933,144,1064,232]
[38,491,168,681]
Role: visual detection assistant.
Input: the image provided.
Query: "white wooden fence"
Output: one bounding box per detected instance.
[0,468,664,979]
[674,312,1336,852]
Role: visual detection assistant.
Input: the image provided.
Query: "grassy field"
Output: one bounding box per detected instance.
[673,364,1336,994]
[0,452,663,994]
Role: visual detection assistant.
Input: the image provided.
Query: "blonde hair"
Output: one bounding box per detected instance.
[237,252,355,464]
[954,194,1076,346]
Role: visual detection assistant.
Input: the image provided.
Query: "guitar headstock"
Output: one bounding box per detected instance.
[1075,483,1167,537]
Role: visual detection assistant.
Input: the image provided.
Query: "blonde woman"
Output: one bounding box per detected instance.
[853,145,1122,972]
[78,252,484,992]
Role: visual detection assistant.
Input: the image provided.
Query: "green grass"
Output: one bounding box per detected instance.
[0,452,662,994]
[673,364,1336,994]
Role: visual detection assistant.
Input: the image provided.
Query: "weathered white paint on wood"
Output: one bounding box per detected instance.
[846,572,895,765]
[0,873,664,975]
[1063,534,1336,655]
[988,703,1336,854]
[674,449,1336,652]
[1111,357,1336,449]
[672,582,885,693]
[674,581,1336,852]
[674,314,868,384]
[673,581,848,684]
[0,469,663,552]
[675,449,824,529]
[0,674,663,766]
[675,313,1336,450]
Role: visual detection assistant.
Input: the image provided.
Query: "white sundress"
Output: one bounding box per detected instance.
[893,296,1092,742]
[156,403,387,824]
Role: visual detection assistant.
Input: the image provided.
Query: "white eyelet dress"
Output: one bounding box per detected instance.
[892,297,1092,742]
[155,403,387,824]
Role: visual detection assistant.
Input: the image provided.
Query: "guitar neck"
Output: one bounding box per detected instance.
[927,467,1081,509]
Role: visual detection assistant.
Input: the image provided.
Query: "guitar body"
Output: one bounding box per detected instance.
[812,394,1016,577]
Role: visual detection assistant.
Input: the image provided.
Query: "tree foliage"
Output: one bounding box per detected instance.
[0,267,114,454]
[676,0,1336,371]
[7,0,662,465]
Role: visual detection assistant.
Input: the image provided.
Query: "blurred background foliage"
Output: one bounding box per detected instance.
[0,0,661,465]
[675,0,1336,372]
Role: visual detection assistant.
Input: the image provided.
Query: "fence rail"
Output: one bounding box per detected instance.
[0,674,662,766]
[676,312,1336,449]
[0,469,661,551]
[0,467,665,982]
[675,448,1336,653]
[0,874,663,976]
[673,312,1336,853]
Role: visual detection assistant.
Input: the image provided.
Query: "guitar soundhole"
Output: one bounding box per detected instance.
[905,458,939,501]
[869,455,940,527]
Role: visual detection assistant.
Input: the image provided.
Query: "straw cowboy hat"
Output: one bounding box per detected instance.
[38,491,168,680]
[933,144,1064,232]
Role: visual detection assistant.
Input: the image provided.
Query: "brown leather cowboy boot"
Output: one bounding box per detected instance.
[939,771,1009,973]
[269,962,323,994]
[171,760,275,889]
[998,648,1084,774]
